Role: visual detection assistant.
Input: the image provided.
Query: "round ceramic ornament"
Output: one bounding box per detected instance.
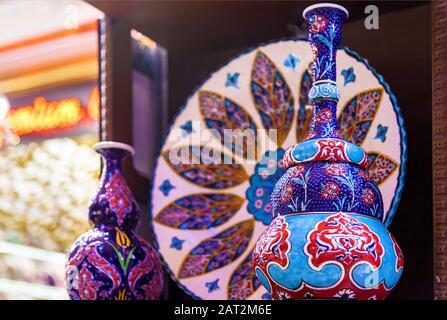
[150,38,406,300]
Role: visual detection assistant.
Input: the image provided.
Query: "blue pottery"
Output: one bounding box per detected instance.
[65,142,164,300]
[252,3,403,300]
[254,212,403,300]
[271,161,384,220]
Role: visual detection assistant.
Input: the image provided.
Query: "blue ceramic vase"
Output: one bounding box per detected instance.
[252,3,403,300]
[65,141,164,300]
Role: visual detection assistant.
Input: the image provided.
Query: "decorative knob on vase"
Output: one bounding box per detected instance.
[65,141,164,300]
[252,3,404,300]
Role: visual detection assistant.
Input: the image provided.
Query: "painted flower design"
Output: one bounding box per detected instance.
[287,164,305,176]
[205,279,220,293]
[324,163,345,176]
[334,289,356,299]
[316,139,346,161]
[280,184,295,203]
[320,181,340,199]
[362,187,375,205]
[310,14,327,33]
[159,179,175,196]
[341,67,356,86]
[170,237,185,251]
[315,107,333,123]
[115,227,131,248]
[106,172,133,225]
[151,41,403,300]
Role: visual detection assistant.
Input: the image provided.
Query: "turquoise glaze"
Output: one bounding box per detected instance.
[253,3,404,300]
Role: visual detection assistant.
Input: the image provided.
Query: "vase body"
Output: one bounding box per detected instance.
[65,142,163,300]
[252,4,403,300]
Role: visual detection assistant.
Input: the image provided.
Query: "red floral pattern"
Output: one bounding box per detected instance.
[324,163,345,176]
[290,164,305,175]
[255,214,396,300]
[305,213,383,267]
[315,108,333,124]
[315,139,348,162]
[320,181,340,199]
[391,233,404,272]
[128,243,163,299]
[253,216,291,270]
[310,14,327,34]
[86,241,121,291]
[282,146,295,169]
[362,187,375,205]
[78,267,104,300]
[106,173,133,225]
[280,184,295,203]
[283,139,368,169]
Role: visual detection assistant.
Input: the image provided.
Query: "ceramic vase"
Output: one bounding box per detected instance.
[65,141,164,300]
[252,3,403,300]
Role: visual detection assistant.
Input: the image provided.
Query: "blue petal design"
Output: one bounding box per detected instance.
[374,124,388,143]
[205,279,220,293]
[225,72,240,88]
[159,179,175,196]
[284,53,300,71]
[170,236,185,251]
[341,67,356,86]
[180,120,194,136]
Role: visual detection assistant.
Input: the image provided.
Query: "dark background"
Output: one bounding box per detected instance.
[88,0,433,299]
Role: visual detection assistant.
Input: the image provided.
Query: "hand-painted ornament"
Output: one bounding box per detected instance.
[65,142,164,300]
[252,3,403,300]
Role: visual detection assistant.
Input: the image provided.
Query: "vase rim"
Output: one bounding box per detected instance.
[302,3,349,19]
[93,141,135,155]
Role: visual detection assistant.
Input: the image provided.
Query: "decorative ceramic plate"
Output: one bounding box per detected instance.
[149,39,406,300]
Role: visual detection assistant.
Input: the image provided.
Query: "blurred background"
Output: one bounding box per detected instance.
[0,0,103,299]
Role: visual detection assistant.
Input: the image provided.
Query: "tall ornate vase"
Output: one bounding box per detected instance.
[252,3,404,300]
[65,141,164,300]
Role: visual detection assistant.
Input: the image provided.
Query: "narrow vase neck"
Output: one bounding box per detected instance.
[99,149,127,177]
[308,100,340,139]
[89,143,138,230]
[303,4,348,140]
[304,4,347,82]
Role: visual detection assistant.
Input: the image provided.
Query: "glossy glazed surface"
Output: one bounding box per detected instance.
[270,162,384,221]
[253,213,403,300]
[66,144,164,300]
[252,4,403,300]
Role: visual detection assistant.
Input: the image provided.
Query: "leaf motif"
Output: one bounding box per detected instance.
[228,249,261,300]
[341,67,356,86]
[199,90,258,160]
[338,89,383,145]
[163,146,248,189]
[251,50,294,147]
[296,67,313,142]
[314,34,333,49]
[178,219,254,279]
[367,152,399,185]
[155,193,244,230]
